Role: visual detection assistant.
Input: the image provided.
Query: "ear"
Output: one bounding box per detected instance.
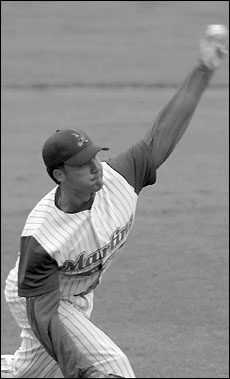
[53,168,65,183]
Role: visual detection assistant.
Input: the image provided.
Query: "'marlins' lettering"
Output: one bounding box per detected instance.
[60,214,134,275]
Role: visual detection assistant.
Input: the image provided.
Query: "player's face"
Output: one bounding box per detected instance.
[62,156,104,194]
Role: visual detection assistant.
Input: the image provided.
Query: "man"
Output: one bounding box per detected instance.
[2,25,228,378]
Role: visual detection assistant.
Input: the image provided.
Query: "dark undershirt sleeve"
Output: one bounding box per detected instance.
[18,235,59,297]
[18,236,88,377]
[106,139,156,195]
[142,65,213,169]
[106,65,213,194]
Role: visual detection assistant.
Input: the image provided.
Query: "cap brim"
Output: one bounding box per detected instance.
[64,145,109,167]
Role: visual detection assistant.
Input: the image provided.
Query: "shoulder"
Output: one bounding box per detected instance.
[21,186,59,238]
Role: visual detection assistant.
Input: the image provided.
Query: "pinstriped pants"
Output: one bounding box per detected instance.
[5,277,135,378]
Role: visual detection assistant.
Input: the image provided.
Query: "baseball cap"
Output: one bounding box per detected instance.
[42,129,109,168]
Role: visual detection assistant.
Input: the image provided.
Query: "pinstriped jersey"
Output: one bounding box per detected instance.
[21,162,136,298]
[17,140,156,298]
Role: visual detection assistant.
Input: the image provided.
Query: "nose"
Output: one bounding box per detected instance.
[90,157,100,173]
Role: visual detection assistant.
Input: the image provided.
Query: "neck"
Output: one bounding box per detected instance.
[58,186,94,213]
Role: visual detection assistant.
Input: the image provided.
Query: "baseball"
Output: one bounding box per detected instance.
[206,24,228,38]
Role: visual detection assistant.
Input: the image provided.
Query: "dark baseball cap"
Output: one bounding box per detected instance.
[42,129,109,168]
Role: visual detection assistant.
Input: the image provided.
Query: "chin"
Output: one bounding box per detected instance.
[93,179,103,192]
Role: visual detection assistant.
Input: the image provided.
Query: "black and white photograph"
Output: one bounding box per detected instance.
[1,2,229,378]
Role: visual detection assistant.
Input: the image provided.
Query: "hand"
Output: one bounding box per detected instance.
[198,24,229,70]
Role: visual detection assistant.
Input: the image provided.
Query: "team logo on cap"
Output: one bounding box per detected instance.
[72,133,88,147]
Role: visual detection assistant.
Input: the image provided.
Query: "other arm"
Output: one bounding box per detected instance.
[18,236,88,377]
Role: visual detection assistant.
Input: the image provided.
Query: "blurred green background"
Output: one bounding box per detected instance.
[1,2,229,377]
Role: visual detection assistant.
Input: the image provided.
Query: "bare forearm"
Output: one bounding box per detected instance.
[143,64,213,169]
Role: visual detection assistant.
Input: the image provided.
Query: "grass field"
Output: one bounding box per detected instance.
[1,2,229,378]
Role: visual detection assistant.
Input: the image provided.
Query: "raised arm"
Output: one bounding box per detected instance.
[107,25,228,194]
[143,24,228,170]
[142,65,212,169]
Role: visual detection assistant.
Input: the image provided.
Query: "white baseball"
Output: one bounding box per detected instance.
[206,24,228,38]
